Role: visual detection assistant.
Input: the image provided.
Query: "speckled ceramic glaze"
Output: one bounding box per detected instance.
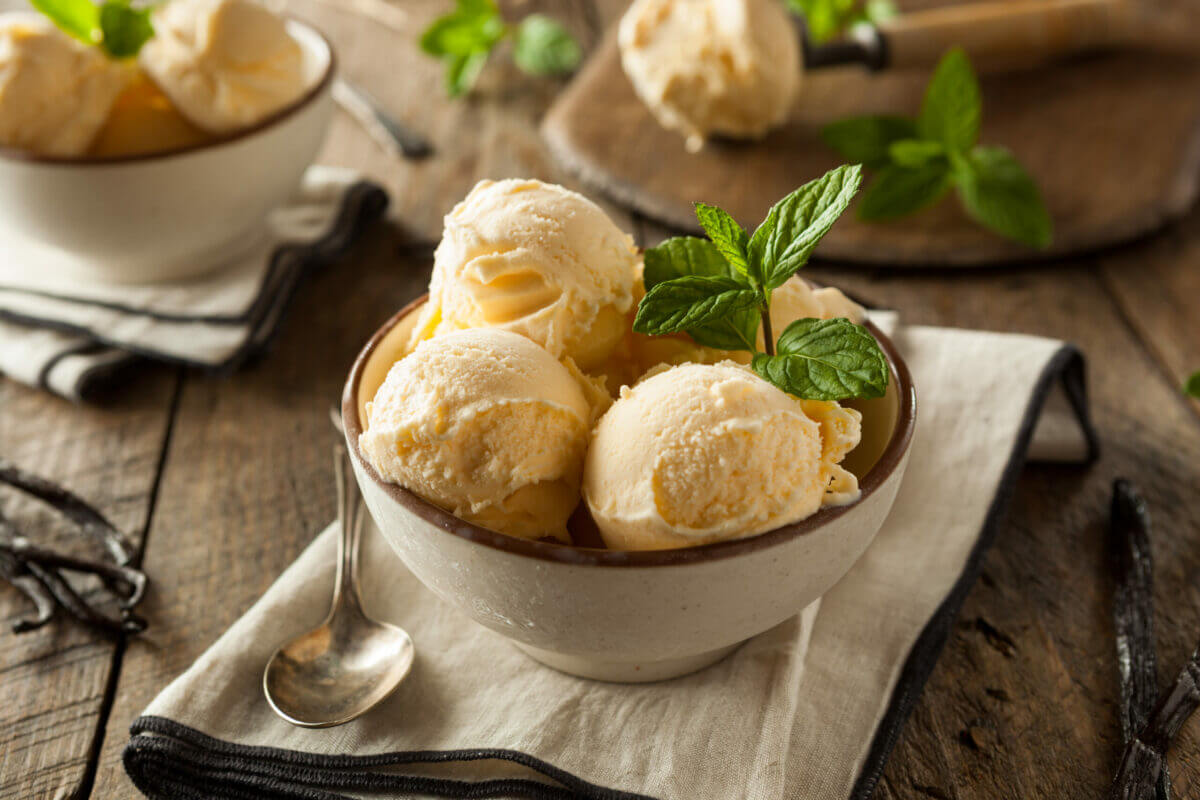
[343,297,917,682]
[0,21,334,284]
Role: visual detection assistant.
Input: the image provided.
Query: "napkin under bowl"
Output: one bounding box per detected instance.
[0,20,334,284]
[340,297,917,682]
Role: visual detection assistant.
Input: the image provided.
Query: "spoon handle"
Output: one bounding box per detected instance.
[332,444,366,617]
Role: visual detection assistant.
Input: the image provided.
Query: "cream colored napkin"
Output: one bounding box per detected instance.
[0,167,387,401]
[123,324,1096,800]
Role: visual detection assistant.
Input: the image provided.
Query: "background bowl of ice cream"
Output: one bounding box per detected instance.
[0,9,334,284]
[343,295,917,683]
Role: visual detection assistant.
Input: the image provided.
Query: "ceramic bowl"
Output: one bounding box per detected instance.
[342,296,917,682]
[0,20,335,285]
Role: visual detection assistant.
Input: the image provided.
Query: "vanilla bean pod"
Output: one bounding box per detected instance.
[0,457,135,565]
[0,547,55,633]
[1110,479,1169,800]
[1110,641,1200,800]
[0,463,149,636]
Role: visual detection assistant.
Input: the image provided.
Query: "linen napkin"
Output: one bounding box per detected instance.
[123,322,1098,800]
[0,166,387,401]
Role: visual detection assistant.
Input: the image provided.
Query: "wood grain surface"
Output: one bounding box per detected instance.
[543,30,1200,266]
[1,0,1198,798]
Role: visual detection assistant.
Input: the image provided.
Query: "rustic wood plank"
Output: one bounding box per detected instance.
[1097,218,1200,417]
[0,370,176,800]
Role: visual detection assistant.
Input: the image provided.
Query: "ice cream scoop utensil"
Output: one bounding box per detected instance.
[263,442,414,728]
[802,0,1196,74]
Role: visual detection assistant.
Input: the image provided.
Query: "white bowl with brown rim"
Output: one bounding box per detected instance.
[342,295,917,682]
[0,20,335,285]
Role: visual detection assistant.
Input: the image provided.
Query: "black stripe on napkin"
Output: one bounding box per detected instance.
[124,715,654,800]
[123,345,1098,800]
[849,344,1099,800]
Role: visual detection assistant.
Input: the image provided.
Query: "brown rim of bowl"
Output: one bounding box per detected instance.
[342,294,918,568]
[0,18,336,167]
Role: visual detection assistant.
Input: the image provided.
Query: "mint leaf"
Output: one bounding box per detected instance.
[918,48,981,152]
[956,146,1052,248]
[420,0,504,56]
[98,1,153,58]
[858,163,951,221]
[747,163,863,290]
[751,317,889,401]
[694,203,750,280]
[821,116,917,169]
[31,0,98,44]
[446,50,490,96]
[634,275,760,337]
[643,236,732,288]
[512,14,580,76]
[642,237,758,350]
[1185,371,1200,398]
[420,0,506,95]
[888,138,943,168]
[785,0,864,43]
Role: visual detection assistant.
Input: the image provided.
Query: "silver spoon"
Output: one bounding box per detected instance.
[263,443,414,727]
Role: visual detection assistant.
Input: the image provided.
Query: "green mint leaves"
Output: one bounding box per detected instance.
[1185,371,1200,399]
[634,165,890,402]
[751,318,889,401]
[420,0,581,97]
[823,48,1053,249]
[642,237,759,350]
[747,165,863,291]
[512,14,581,77]
[784,0,896,44]
[33,0,154,59]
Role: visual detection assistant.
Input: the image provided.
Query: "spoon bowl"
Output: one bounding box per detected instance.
[263,443,413,727]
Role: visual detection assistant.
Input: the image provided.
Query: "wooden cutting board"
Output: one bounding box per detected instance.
[542,34,1200,266]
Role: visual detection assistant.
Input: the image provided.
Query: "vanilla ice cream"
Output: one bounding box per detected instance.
[139,0,307,135]
[0,13,129,157]
[360,328,591,542]
[583,361,861,550]
[410,179,640,372]
[618,0,800,150]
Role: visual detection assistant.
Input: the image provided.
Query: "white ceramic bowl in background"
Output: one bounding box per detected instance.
[0,20,335,284]
[343,297,918,683]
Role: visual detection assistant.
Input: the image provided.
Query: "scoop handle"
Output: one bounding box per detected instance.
[873,0,1134,72]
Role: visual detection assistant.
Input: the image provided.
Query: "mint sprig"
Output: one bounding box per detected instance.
[784,0,897,44]
[32,0,154,59]
[822,48,1052,249]
[420,0,581,97]
[634,165,890,402]
[751,318,888,402]
[1185,371,1200,399]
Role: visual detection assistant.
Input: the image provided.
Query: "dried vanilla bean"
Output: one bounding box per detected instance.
[1109,479,1169,800]
[0,547,55,633]
[1110,641,1200,800]
[0,464,149,637]
[0,457,135,565]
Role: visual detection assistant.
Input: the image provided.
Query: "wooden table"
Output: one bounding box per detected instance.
[2,1,1198,797]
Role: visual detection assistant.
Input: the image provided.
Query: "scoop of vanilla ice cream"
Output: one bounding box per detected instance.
[138,0,307,134]
[360,328,591,542]
[410,179,640,372]
[0,13,128,157]
[583,361,861,550]
[618,0,800,150]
